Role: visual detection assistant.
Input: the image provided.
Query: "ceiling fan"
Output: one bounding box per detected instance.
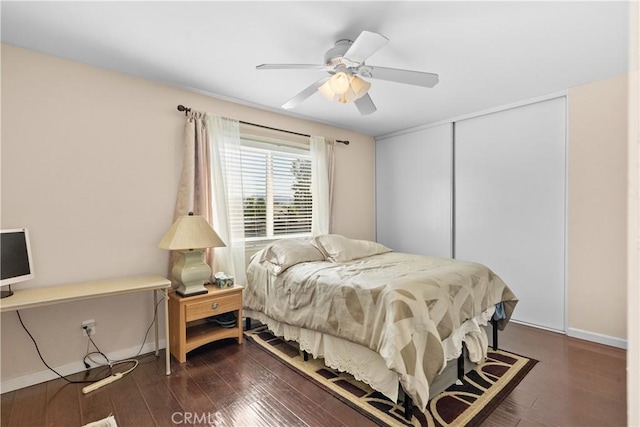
[256,31,439,115]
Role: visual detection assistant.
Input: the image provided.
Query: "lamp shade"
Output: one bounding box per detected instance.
[328,72,351,94]
[158,214,225,250]
[349,75,371,99]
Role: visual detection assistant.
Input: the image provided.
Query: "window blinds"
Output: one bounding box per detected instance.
[240,139,312,240]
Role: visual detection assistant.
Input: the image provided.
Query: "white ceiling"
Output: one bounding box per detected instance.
[1,1,630,137]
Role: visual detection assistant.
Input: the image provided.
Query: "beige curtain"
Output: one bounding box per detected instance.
[171,110,215,277]
[311,136,336,235]
[327,140,336,231]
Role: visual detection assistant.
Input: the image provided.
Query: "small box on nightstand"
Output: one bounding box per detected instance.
[214,273,234,288]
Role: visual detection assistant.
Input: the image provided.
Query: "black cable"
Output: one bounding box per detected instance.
[88,334,110,364]
[83,351,109,368]
[81,296,162,369]
[18,295,163,385]
[82,330,111,372]
[16,311,101,384]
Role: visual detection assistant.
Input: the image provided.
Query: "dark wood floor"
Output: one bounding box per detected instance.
[1,323,626,427]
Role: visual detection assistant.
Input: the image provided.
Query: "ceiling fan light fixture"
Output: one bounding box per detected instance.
[337,93,351,104]
[328,72,351,94]
[319,74,371,104]
[349,75,371,100]
[318,80,338,101]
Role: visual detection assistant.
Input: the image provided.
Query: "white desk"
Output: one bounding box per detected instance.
[0,275,172,375]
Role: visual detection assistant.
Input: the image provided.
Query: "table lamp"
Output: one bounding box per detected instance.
[158,213,225,297]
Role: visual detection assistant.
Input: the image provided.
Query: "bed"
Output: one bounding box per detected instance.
[243,234,517,414]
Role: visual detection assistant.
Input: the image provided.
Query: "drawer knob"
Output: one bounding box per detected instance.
[211,302,219,309]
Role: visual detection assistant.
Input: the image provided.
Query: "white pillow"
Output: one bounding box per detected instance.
[259,239,325,275]
[313,234,391,262]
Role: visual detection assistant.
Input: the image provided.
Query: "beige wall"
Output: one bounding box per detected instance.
[568,74,628,341]
[0,44,375,387]
[627,1,639,423]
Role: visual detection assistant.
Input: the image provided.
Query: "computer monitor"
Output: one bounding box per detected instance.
[1,228,35,298]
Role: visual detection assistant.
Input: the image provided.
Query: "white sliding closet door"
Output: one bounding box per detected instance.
[376,124,452,257]
[455,97,566,331]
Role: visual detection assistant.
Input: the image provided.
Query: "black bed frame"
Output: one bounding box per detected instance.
[244,317,500,421]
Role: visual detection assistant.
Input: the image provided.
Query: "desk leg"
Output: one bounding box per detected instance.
[164,289,171,375]
[154,290,159,357]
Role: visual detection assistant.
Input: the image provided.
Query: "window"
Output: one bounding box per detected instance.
[240,138,312,241]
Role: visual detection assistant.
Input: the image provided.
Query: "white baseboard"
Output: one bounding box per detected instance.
[505,320,627,349]
[566,328,627,349]
[1,339,165,394]
[509,318,565,334]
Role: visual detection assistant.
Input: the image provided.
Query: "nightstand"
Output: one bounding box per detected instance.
[168,285,244,363]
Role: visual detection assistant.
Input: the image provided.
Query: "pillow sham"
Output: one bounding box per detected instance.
[259,239,325,275]
[313,234,391,263]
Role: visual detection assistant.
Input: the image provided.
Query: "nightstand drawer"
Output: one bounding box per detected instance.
[185,292,241,322]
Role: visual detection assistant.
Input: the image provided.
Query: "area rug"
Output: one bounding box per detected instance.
[245,327,537,427]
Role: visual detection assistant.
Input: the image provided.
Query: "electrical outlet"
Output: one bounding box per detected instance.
[82,319,96,337]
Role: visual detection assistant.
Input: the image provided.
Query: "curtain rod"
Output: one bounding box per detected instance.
[177,105,350,145]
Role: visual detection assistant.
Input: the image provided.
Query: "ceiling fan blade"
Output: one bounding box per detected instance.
[354,93,377,115]
[343,31,389,64]
[257,64,326,70]
[363,65,439,87]
[282,77,330,109]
